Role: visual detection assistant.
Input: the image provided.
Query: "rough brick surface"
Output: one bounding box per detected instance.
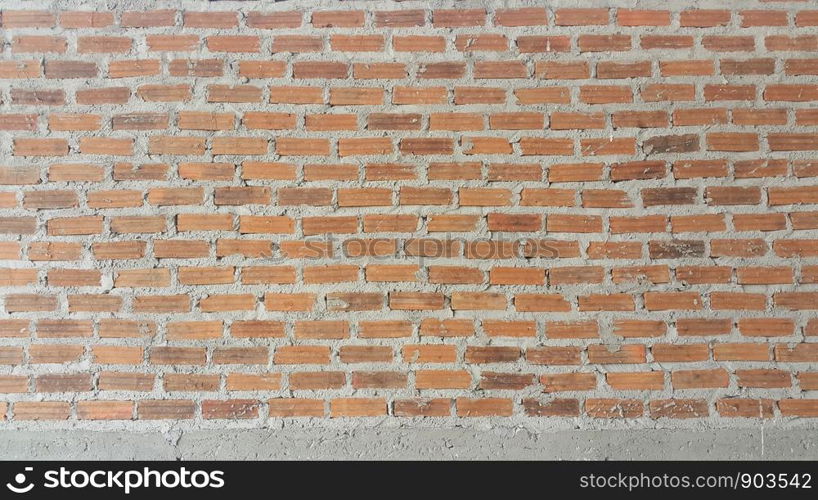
[1,0,817,426]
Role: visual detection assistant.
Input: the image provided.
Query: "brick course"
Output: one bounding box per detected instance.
[0,0,817,423]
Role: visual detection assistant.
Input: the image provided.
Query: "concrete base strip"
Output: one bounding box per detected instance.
[2,428,817,460]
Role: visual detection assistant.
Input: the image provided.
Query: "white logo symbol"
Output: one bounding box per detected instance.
[6,467,34,494]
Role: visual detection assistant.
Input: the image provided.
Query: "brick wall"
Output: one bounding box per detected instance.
[1,0,817,424]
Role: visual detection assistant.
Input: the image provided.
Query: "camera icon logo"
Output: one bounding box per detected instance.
[6,467,34,494]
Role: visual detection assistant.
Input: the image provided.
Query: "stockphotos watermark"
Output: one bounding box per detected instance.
[264,233,570,264]
[5,466,224,494]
